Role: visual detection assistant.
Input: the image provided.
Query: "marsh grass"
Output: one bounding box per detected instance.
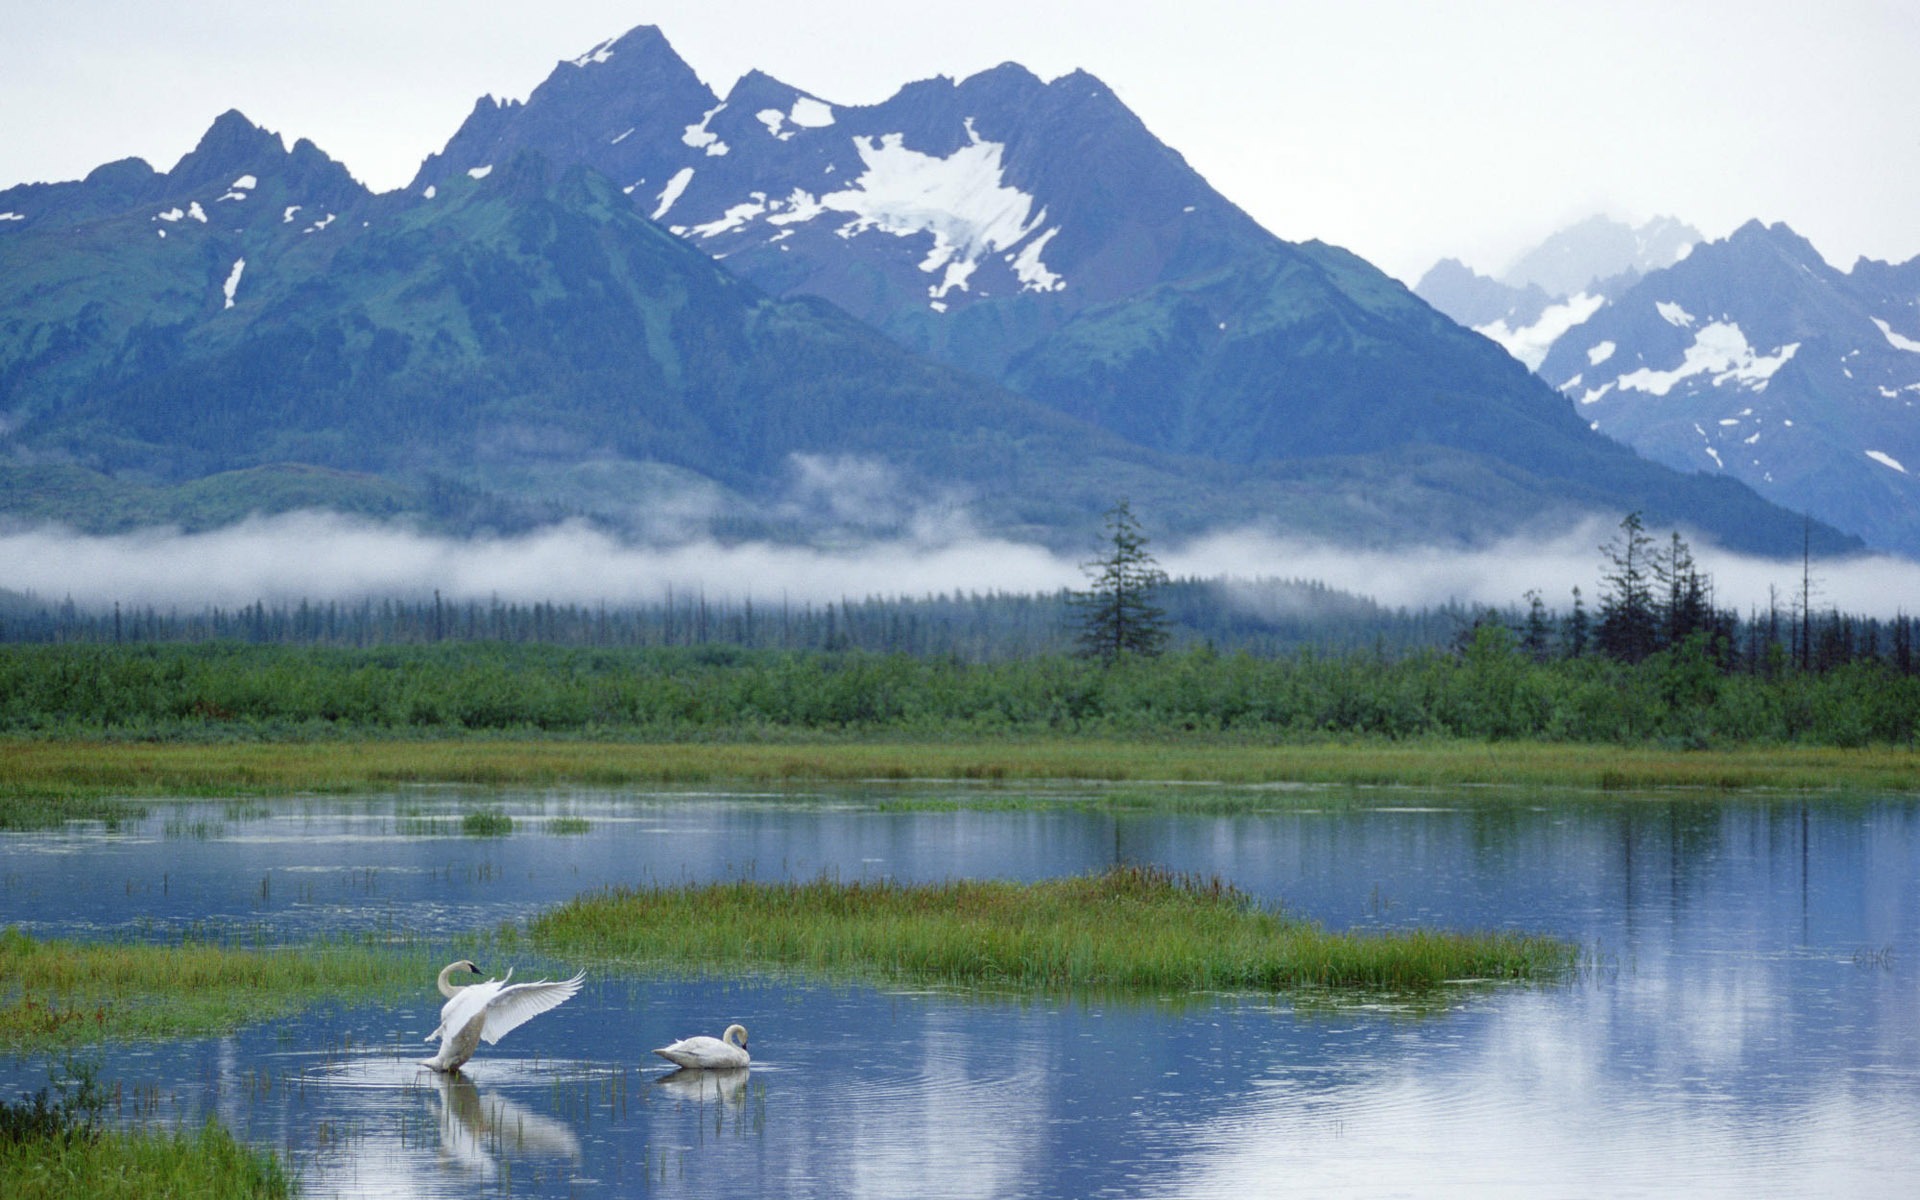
[0,1057,291,1197]
[0,928,429,1050]
[0,1117,291,1199]
[0,788,146,832]
[530,865,1575,994]
[544,816,592,834]
[460,809,513,837]
[3,739,1914,811]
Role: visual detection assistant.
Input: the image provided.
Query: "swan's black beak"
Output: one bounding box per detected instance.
[467,963,483,975]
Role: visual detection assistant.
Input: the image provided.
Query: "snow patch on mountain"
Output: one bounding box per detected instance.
[1614,322,1799,397]
[1656,301,1695,328]
[653,167,694,220]
[1009,226,1064,293]
[691,194,769,238]
[1588,340,1616,366]
[570,37,616,68]
[683,105,731,157]
[756,97,836,141]
[222,258,245,309]
[468,165,492,180]
[1866,450,1909,474]
[815,119,1063,299]
[766,188,825,227]
[1872,317,1920,354]
[1475,292,1604,371]
[789,97,835,128]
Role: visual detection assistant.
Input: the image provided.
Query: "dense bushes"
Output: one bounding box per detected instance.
[3,636,1917,747]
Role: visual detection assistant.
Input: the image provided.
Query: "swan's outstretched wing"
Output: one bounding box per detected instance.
[427,975,508,1044]
[478,972,585,1045]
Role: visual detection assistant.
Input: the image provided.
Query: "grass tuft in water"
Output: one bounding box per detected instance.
[0,927,429,1050]
[0,1058,291,1197]
[531,865,1574,994]
[544,816,591,835]
[461,809,514,836]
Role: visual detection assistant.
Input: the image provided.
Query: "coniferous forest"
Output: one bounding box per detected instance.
[3,514,1916,749]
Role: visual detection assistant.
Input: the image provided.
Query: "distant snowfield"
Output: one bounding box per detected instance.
[5,512,1918,618]
[1476,292,1604,371]
[819,121,1064,300]
[1873,317,1920,354]
[671,115,1068,303]
[1613,321,1799,396]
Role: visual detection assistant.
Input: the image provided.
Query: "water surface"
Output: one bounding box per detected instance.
[3,784,1915,1197]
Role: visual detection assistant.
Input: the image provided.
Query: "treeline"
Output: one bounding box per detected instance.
[3,638,1917,746]
[0,579,1469,661]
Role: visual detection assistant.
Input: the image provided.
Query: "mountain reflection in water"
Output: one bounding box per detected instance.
[1,786,1914,1198]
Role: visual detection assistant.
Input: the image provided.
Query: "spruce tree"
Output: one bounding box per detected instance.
[1073,499,1170,663]
[1596,511,1659,663]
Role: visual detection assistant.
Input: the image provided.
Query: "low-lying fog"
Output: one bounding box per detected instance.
[4,511,1917,619]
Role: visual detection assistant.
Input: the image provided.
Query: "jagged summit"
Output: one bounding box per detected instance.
[1497,214,1701,297]
[168,110,287,189]
[0,23,1861,559]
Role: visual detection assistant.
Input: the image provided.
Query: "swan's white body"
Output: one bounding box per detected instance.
[654,1023,750,1070]
[420,960,584,1073]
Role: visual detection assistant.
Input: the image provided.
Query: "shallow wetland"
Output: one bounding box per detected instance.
[3,780,1917,1197]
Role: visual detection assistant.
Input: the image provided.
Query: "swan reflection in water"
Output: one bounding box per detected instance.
[654,1065,752,1105]
[429,1070,583,1180]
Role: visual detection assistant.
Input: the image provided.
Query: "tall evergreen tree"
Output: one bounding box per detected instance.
[1563,586,1590,659]
[1073,499,1170,663]
[1596,512,1659,663]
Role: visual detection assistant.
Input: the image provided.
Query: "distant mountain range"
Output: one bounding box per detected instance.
[1418,216,1920,556]
[0,25,1856,560]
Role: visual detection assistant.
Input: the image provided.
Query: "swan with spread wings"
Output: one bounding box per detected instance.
[420,960,584,1073]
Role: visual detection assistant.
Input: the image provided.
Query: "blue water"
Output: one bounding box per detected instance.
[3,785,1916,1197]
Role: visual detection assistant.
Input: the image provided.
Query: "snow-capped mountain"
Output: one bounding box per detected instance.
[1537,221,1920,555]
[395,23,1853,560]
[412,26,1270,386]
[0,27,1860,558]
[1415,216,1701,370]
[1502,214,1700,298]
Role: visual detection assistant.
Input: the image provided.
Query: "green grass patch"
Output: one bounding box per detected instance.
[460,808,513,836]
[0,928,429,1050]
[0,1114,293,1199]
[530,865,1575,994]
[3,738,1916,814]
[2,1060,290,1197]
[544,816,592,834]
[0,790,147,832]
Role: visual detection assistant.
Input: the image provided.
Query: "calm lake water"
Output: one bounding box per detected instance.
[3,783,1917,1198]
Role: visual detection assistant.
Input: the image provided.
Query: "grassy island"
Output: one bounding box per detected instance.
[0,929,428,1050]
[531,865,1576,994]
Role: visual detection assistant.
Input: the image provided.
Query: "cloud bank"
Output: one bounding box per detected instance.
[4,512,1918,619]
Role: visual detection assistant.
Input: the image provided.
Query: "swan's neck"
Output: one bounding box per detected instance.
[436,963,463,999]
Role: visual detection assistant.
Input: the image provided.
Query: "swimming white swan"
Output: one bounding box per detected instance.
[420,960,584,1073]
[653,1023,750,1069]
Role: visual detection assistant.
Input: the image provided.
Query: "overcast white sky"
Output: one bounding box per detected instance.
[4,1,1916,284]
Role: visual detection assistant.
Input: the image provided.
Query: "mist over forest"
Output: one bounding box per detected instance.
[4,510,1916,623]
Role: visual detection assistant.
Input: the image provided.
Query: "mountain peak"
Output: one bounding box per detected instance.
[1722,218,1828,269]
[168,110,289,193]
[1500,214,1701,296]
